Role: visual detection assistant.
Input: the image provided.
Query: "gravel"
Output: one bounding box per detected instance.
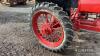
[0,4,100,56]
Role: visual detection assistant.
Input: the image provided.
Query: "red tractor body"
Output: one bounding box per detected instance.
[79,0,100,13]
[72,0,100,32]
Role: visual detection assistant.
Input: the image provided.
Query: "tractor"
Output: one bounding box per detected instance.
[30,0,100,52]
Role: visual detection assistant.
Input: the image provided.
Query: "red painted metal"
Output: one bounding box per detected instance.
[71,10,100,32]
[79,25,100,32]
[70,0,100,32]
[78,0,100,13]
[32,11,64,48]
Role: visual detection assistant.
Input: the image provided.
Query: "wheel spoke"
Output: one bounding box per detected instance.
[53,27,63,36]
[43,13,49,23]
[52,21,60,27]
[49,15,58,25]
[54,35,59,41]
[46,14,49,23]
[50,15,55,23]
[42,34,51,41]
[40,14,46,23]
[38,23,43,26]
[37,14,45,25]
[53,30,62,36]
[53,27,62,31]
[50,33,55,42]
[51,31,61,42]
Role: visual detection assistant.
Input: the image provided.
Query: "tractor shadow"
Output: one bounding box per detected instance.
[59,31,98,56]
[59,49,76,56]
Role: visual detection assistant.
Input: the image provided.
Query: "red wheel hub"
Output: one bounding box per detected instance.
[41,22,53,35]
[32,11,64,48]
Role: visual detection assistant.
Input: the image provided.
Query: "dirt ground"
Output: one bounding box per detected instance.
[0,3,100,56]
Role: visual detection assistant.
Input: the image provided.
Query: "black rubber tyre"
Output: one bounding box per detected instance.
[31,2,74,52]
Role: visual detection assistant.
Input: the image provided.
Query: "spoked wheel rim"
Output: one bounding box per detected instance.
[32,11,64,48]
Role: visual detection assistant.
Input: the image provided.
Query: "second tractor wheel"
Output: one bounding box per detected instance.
[31,2,75,52]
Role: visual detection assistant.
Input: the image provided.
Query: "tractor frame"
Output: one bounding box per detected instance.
[31,0,100,52]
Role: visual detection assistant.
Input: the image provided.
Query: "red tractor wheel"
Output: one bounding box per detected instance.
[31,2,74,52]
